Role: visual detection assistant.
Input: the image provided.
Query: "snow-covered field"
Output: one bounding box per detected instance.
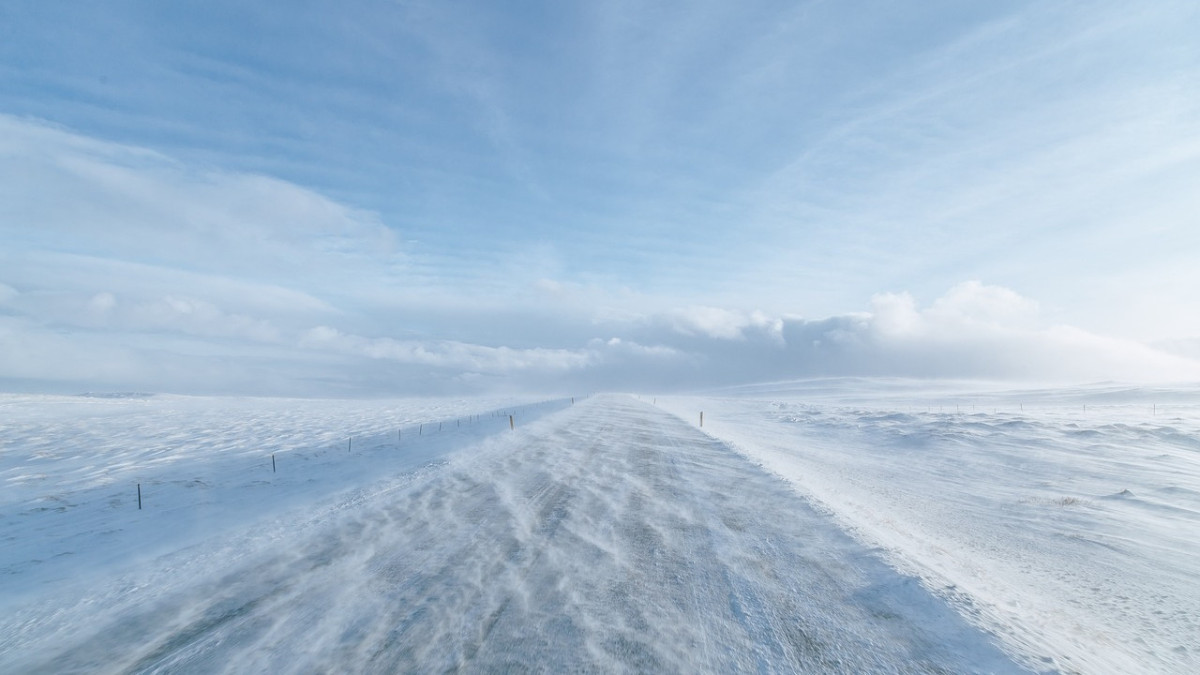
[0,393,556,601]
[2,382,1195,672]
[2,390,1029,673]
[657,380,1200,673]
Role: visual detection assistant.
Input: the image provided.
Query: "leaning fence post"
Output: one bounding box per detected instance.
[509,415,514,430]
[137,483,142,510]
[272,454,276,473]
[700,411,704,427]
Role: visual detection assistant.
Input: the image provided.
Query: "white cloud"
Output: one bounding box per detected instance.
[603,283,1200,387]
[2,277,1196,395]
[12,285,285,345]
[852,283,1200,382]
[126,295,284,344]
[533,278,564,295]
[299,326,595,374]
[660,306,783,341]
[869,281,1039,340]
[86,292,117,314]
[592,337,685,361]
[0,115,404,295]
[869,292,920,336]
[927,281,1039,329]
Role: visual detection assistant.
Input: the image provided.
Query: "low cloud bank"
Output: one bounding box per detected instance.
[592,282,1200,391]
[3,280,1197,396]
[771,285,1198,384]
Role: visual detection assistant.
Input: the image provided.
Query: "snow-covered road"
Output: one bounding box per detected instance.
[2,394,1026,673]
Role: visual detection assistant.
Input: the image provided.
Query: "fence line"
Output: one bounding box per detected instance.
[106,396,580,512]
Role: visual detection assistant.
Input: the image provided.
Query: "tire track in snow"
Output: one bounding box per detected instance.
[9,395,1032,673]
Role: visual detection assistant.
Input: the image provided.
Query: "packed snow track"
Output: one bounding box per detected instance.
[2,395,1027,673]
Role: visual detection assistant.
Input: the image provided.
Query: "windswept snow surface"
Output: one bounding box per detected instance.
[0,393,1027,673]
[0,393,554,600]
[657,380,1200,674]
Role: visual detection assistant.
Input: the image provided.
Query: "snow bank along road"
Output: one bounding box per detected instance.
[1,394,1029,673]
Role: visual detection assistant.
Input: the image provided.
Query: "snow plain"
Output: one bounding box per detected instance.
[0,393,553,600]
[657,380,1200,674]
[0,390,1033,673]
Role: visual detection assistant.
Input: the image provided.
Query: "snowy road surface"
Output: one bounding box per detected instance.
[2,394,1026,673]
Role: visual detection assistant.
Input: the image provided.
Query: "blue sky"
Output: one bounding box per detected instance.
[2,1,1199,394]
